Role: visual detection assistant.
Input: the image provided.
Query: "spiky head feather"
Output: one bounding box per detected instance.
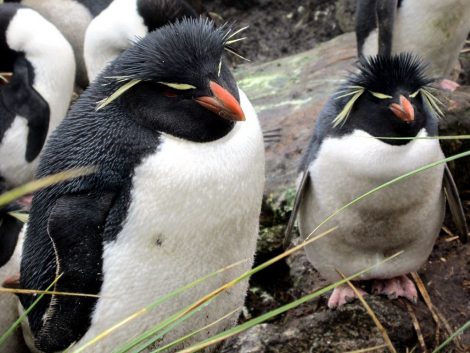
[350,53,432,94]
[332,53,443,127]
[97,18,247,109]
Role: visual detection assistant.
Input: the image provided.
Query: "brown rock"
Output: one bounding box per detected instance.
[234,32,357,196]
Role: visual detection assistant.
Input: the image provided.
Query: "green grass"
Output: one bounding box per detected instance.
[1,148,469,353]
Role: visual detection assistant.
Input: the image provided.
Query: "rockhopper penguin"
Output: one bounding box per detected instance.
[19,18,264,353]
[285,53,468,309]
[356,0,470,90]
[0,3,76,188]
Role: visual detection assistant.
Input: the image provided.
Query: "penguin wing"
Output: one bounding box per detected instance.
[283,120,325,249]
[283,168,311,249]
[0,178,23,268]
[0,207,23,268]
[36,192,114,350]
[443,165,468,243]
[355,0,378,57]
[1,57,50,162]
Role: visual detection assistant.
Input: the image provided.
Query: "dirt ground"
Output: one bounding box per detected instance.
[203,0,343,63]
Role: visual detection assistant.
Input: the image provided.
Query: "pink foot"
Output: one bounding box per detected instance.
[440,79,460,92]
[372,275,418,304]
[328,283,367,309]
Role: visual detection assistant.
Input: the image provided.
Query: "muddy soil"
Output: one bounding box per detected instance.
[203,0,343,63]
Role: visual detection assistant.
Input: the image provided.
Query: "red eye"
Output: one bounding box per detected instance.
[164,90,178,98]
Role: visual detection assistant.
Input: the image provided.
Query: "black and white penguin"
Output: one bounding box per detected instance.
[5,0,112,88]
[356,0,470,90]
[84,0,198,82]
[19,18,264,353]
[0,3,76,188]
[285,53,468,308]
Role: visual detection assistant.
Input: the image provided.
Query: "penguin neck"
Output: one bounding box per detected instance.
[6,8,76,133]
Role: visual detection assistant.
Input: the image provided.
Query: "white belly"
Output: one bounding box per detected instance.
[0,117,36,187]
[362,0,470,78]
[75,90,265,352]
[299,129,445,282]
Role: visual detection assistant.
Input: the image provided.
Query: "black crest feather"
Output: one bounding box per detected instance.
[350,53,433,94]
[112,17,231,82]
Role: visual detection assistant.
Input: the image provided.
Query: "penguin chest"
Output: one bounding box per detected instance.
[81,117,264,351]
[0,116,35,186]
[299,129,445,281]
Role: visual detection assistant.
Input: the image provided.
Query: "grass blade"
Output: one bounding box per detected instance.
[174,252,404,353]
[306,149,470,240]
[0,167,95,208]
[370,135,470,141]
[70,260,248,353]
[150,308,240,353]
[0,288,99,298]
[0,274,62,349]
[129,301,213,353]
[431,320,470,353]
[75,149,470,352]
[344,345,388,353]
[340,272,397,353]
[405,302,427,353]
[112,227,337,353]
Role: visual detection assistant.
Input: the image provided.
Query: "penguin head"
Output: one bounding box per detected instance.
[332,53,443,144]
[96,17,246,142]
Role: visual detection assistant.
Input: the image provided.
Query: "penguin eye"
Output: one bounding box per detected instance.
[158,82,196,98]
[370,91,393,99]
[164,90,178,98]
[409,90,420,98]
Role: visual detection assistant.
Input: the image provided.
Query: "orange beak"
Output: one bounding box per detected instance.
[389,95,414,123]
[195,81,245,121]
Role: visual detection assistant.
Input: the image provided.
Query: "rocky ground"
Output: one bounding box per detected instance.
[196,1,470,353]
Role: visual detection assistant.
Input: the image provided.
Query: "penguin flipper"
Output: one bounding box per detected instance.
[355,0,378,57]
[283,169,311,249]
[0,207,23,268]
[443,165,468,243]
[36,192,114,351]
[0,179,24,269]
[1,57,50,162]
[376,0,398,57]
